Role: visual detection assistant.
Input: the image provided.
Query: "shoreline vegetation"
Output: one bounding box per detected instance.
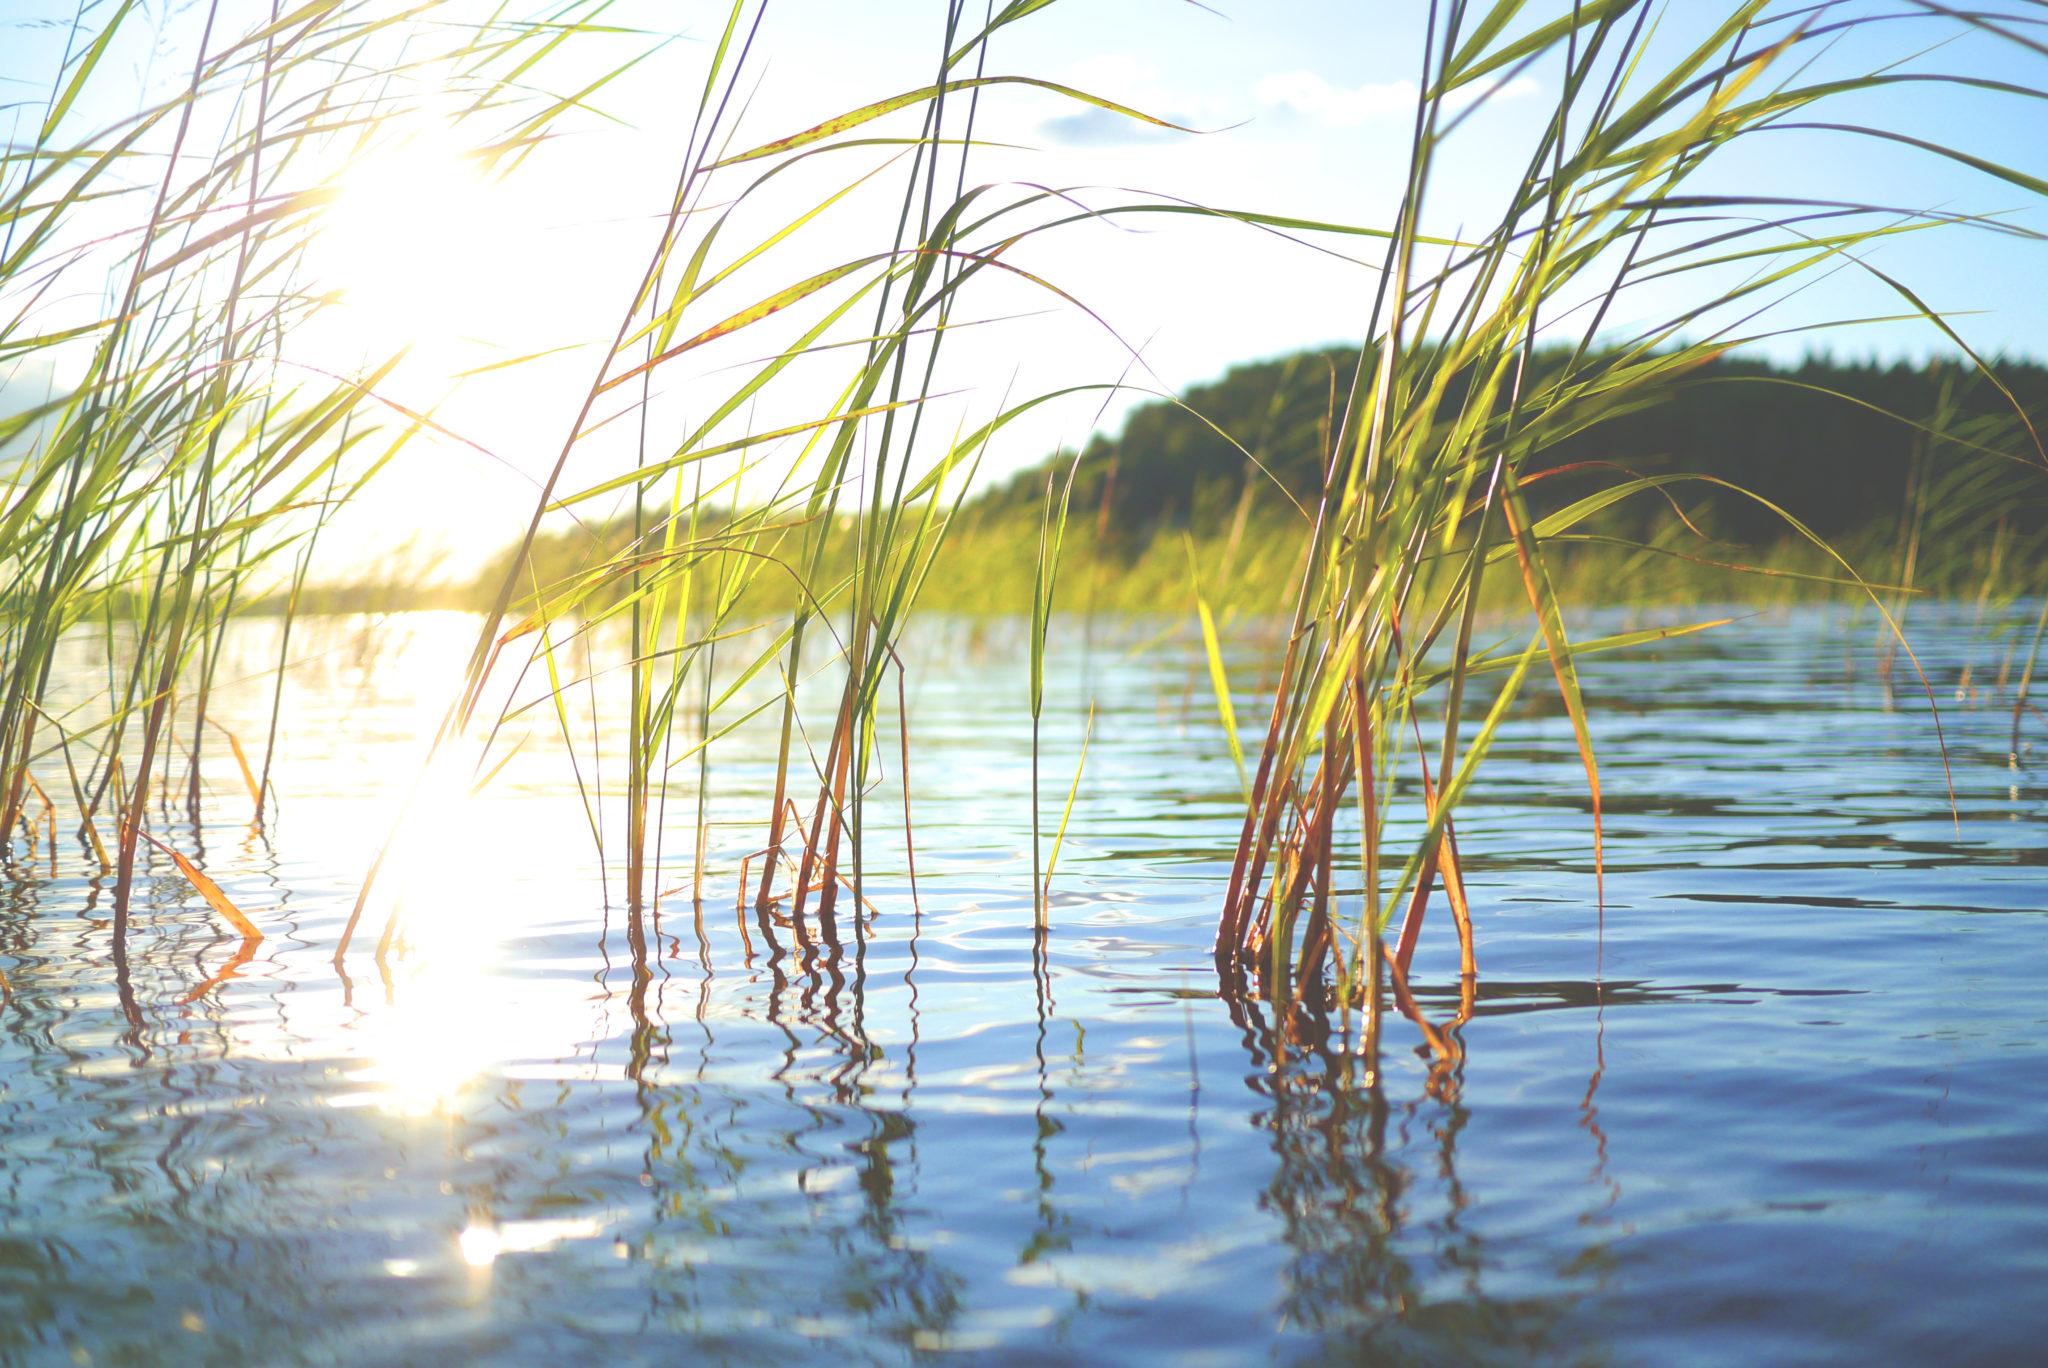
[267,347,2046,620]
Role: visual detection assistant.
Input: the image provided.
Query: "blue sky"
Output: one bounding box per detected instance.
[4,0,2046,577]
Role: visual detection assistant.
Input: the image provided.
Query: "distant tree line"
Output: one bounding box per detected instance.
[973,346,2048,555]
[474,346,2048,617]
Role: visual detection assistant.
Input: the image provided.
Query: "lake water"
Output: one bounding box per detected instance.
[3,603,2046,1365]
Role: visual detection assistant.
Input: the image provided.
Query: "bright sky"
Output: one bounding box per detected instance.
[5,1,2045,584]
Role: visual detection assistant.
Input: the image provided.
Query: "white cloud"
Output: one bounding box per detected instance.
[1039,53,1225,146]
[1254,70,1541,126]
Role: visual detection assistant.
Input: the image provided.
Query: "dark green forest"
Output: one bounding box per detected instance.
[911,346,2044,612]
[975,346,2048,548]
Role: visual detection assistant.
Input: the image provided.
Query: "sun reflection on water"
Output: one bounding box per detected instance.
[190,615,618,1120]
[343,762,598,1116]
[342,916,604,1116]
[459,1218,607,1270]
[458,1223,501,1269]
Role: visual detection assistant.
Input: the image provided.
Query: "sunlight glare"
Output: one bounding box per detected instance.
[356,769,511,1113]
[458,1223,501,1268]
[310,127,513,365]
[459,1218,604,1271]
[345,743,607,1117]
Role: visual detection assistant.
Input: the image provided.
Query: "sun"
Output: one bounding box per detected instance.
[306,127,511,363]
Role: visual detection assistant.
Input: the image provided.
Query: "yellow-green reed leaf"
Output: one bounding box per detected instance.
[650,158,900,355]
[1527,533,1922,591]
[468,734,531,800]
[530,614,607,858]
[1576,2,1773,156]
[1763,121,2048,201]
[926,375,1309,517]
[450,342,587,378]
[1376,635,1542,935]
[1184,534,1248,801]
[1500,463,1604,889]
[710,76,1196,170]
[1437,0,1645,94]
[648,223,721,358]
[640,133,1021,351]
[505,35,665,142]
[1033,457,1079,703]
[494,614,769,729]
[547,395,937,510]
[1044,705,1095,895]
[1491,472,1701,554]
[893,448,989,629]
[1030,487,1053,715]
[1690,373,2037,469]
[39,0,138,144]
[1749,248,2046,465]
[1625,213,1955,285]
[1423,617,1737,689]
[663,693,787,772]
[137,187,335,281]
[254,352,405,491]
[1711,72,2048,134]
[706,603,820,718]
[1446,0,1529,82]
[598,255,885,396]
[0,316,123,358]
[655,274,892,456]
[1025,199,1474,252]
[213,0,343,66]
[947,0,1061,69]
[1298,606,1371,752]
[144,500,332,552]
[924,384,1117,497]
[1,118,159,279]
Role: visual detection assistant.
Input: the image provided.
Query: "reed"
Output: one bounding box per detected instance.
[1,3,610,976]
[1207,0,2048,1049]
[334,0,1199,961]
[1030,460,1077,926]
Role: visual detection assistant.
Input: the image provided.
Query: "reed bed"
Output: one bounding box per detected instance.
[331,0,1204,962]
[0,3,622,997]
[1205,1,2048,1072]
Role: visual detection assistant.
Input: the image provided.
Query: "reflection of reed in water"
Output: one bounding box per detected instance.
[3,842,1636,1362]
[694,890,967,1339]
[1222,991,1597,1357]
[1025,920,1071,1268]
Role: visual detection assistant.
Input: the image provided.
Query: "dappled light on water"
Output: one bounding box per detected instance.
[151,616,621,1118]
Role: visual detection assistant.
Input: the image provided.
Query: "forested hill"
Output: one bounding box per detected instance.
[970,347,2048,547]
[458,346,2048,620]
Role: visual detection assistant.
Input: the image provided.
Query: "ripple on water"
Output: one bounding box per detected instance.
[4,603,2048,1363]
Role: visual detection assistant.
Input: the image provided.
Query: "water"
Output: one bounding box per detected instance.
[4,603,2046,1365]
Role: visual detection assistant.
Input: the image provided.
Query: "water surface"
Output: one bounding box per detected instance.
[4,603,2046,1365]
